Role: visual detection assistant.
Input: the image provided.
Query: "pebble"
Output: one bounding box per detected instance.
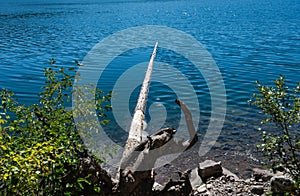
[206,184,213,189]
[197,185,207,193]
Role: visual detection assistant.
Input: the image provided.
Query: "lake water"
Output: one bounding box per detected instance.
[0,0,299,169]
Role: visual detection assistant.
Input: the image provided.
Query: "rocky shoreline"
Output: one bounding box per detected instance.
[153,160,297,196]
[76,147,298,195]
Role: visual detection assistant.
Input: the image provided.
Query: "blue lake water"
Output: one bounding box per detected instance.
[0,0,299,160]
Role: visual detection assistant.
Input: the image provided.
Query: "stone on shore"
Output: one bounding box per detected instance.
[155,160,297,195]
[152,182,164,192]
[222,167,239,181]
[198,160,223,182]
[251,185,264,195]
[252,168,274,182]
[270,176,295,194]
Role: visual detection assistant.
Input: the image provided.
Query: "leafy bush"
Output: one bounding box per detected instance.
[0,59,111,195]
[251,75,300,188]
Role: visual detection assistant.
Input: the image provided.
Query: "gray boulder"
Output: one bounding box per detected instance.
[270,176,295,194]
[198,160,223,182]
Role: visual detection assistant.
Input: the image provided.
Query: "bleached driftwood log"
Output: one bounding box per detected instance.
[116,42,158,195]
[121,42,158,162]
[113,42,198,195]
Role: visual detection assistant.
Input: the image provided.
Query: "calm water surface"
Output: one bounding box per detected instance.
[0,0,299,161]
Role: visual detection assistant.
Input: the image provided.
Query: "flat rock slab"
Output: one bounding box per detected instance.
[198,160,223,182]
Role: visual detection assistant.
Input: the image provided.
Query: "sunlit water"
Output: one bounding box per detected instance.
[0,0,299,166]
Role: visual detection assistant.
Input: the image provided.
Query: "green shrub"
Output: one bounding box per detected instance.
[0,59,111,195]
[250,75,300,189]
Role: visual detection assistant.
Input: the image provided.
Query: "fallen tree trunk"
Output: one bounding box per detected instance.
[121,42,158,162]
[117,42,158,195]
[112,43,199,195]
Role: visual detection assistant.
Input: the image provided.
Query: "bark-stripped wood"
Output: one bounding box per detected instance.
[114,43,198,195]
[116,42,158,194]
[174,99,198,150]
[125,42,158,153]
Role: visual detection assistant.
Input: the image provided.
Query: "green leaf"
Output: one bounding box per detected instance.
[77,177,92,186]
